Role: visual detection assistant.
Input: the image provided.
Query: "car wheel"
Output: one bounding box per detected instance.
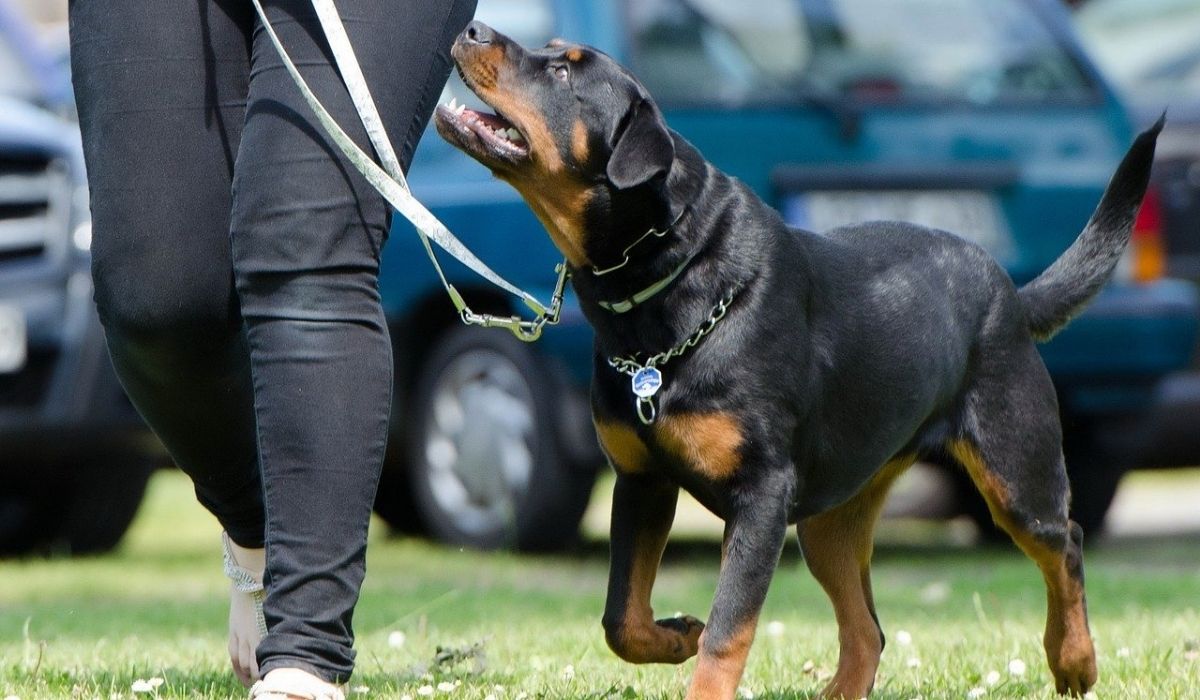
[0,452,153,556]
[405,326,595,551]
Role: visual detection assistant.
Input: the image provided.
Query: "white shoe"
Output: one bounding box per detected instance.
[249,668,347,700]
[223,531,267,687]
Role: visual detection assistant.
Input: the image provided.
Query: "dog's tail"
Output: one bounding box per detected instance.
[1018,115,1164,342]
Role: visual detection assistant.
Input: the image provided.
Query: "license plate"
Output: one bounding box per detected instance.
[0,304,27,374]
[783,190,1014,262]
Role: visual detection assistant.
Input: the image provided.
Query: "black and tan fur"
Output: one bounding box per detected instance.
[433,20,1163,700]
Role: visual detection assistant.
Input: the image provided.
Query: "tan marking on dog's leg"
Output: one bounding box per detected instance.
[656,413,743,480]
[799,455,915,699]
[948,440,1097,696]
[594,419,650,475]
[686,619,757,700]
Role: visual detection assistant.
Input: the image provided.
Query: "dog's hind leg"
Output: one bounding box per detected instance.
[950,359,1097,696]
[798,455,915,699]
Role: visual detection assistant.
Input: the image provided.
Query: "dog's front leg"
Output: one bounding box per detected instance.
[687,470,794,700]
[602,472,704,663]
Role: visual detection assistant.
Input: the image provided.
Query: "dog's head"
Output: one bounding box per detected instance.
[434,21,675,268]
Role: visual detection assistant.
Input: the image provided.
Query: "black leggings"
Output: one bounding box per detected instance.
[69,0,475,681]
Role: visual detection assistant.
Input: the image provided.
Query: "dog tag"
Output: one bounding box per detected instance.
[631,366,663,398]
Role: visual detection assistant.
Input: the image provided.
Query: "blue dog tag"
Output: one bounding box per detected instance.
[631,366,663,398]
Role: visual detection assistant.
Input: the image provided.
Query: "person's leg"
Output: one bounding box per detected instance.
[233,0,476,682]
[69,0,264,546]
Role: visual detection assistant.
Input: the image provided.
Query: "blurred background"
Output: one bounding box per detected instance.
[2,0,1199,558]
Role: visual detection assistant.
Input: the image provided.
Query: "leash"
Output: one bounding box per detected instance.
[607,284,741,424]
[250,0,568,342]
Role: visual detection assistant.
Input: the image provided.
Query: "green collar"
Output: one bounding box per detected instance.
[593,207,693,314]
[596,251,699,313]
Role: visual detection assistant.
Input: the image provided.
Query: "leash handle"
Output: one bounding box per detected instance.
[250,0,565,339]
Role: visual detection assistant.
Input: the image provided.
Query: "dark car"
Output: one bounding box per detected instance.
[0,9,159,556]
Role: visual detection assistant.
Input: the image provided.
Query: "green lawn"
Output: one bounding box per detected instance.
[2,470,1198,699]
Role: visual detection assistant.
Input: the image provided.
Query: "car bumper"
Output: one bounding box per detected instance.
[0,264,148,449]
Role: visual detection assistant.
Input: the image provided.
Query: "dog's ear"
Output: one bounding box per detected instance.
[606,98,674,189]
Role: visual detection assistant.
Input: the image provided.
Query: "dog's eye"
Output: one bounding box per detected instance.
[551,64,570,82]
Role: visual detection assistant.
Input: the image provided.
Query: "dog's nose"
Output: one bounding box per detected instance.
[462,21,495,45]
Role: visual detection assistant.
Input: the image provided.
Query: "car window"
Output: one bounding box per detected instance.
[626,0,1097,106]
[1076,0,1200,102]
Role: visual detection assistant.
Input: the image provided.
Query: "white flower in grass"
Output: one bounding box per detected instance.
[417,685,435,696]
[401,695,413,700]
[1007,659,1026,677]
[985,670,1000,686]
[765,620,785,638]
[737,687,754,699]
[906,657,921,668]
[436,681,457,692]
[895,629,913,646]
[1117,647,1131,658]
[919,581,950,604]
[801,660,816,674]
[485,696,497,700]
[1084,693,1098,700]
[388,630,407,648]
[4,695,20,700]
[562,664,576,681]
[352,686,370,694]
[131,678,163,694]
[967,687,987,698]
[515,693,529,700]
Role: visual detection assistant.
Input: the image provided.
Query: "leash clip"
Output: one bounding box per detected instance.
[451,263,570,343]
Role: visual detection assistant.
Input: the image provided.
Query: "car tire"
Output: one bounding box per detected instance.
[403,326,595,551]
[0,452,153,556]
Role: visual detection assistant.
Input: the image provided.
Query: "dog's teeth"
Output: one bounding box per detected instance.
[455,103,466,115]
[506,128,524,143]
[447,97,458,111]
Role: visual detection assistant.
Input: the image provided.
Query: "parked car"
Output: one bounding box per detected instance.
[5,0,1198,555]
[1076,0,1200,283]
[374,0,1200,548]
[0,98,159,556]
[1075,0,1200,473]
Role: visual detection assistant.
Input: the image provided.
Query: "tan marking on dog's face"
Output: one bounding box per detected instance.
[566,47,584,62]
[453,41,564,174]
[594,419,650,475]
[504,174,592,267]
[450,35,602,266]
[656,413,743,480]
[572,119,590,165]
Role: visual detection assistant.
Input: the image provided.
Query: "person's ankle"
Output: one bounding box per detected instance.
[226,536,265,576]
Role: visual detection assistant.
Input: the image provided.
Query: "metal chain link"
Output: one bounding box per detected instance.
[607,286,740,376]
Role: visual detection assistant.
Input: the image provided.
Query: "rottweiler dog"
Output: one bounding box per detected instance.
[434,20,1161,700]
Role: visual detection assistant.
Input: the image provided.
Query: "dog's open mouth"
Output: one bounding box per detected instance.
[434,95,530,164]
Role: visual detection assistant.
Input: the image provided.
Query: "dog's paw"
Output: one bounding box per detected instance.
[655,615,705,660]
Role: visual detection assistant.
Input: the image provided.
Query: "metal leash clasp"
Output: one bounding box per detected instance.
[450,263,570,343]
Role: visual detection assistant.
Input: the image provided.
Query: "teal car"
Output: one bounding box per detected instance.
[375,0,1200,548]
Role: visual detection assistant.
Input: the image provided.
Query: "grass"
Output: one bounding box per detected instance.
[2,470,1199,699]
